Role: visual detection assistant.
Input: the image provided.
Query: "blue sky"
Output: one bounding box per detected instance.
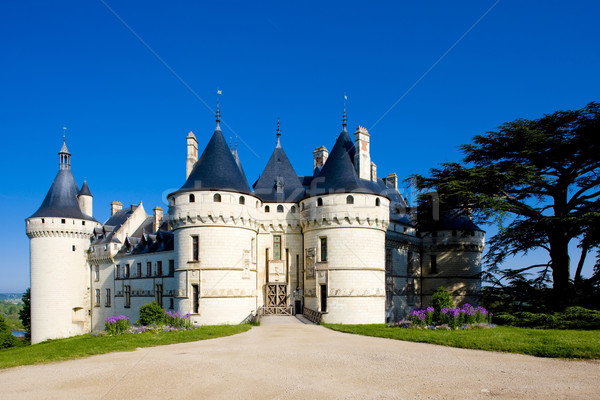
[1,1,598,292]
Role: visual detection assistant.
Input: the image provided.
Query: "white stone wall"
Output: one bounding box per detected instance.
[26,217,99,344]
[169,190,260,325]
[300,193,389,324]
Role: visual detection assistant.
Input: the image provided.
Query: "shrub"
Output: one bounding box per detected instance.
[104,315,130,335]
[430,286,454,321]
[138,302,165,326]
[493,307,600,329]
[0,315,17,349]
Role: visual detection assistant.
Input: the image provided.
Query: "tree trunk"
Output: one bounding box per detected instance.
[549,237,571,292]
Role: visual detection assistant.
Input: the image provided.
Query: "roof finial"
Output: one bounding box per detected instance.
[276,118,281,147]
[342,93,348,131]
[216,89,222,130]
[62,126,67,142]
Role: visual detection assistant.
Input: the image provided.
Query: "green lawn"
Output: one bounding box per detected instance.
[324,324,600,359]
[0,324,251,369]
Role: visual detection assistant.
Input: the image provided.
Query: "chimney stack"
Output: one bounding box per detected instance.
[386,173,398,189]
[313,146,329,174]
[354,126,371,180]
[370,162,377,182]
[186,131,198,179]
[153,207,164,231]
[110,201,123,216]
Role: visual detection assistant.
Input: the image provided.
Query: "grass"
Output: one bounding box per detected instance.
[0,324,251,369]
[324,324,600,359]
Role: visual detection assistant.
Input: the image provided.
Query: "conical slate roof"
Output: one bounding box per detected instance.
[29,169,95,221]
[253,139,305,203]
[175,128,251,195]
[308,128,379,197]
[78,179,92,197]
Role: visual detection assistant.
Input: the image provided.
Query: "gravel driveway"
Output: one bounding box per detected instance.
[1,316,598,399]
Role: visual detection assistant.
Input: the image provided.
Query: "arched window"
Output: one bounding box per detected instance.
[265,205,270,213]
[375,198,381,206]
[189,194,195,203]
[346,195,354,205]
[317,198,323,207]
[301,203,305,211]
[291,206,296,213]
[277,205,284,213]
[213,193,221,203]
[239,196,245,205]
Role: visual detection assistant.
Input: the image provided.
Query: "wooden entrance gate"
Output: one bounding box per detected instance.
[264,283,293,315]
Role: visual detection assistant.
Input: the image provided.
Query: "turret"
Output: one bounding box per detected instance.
[26,138,100,344]
[77,179,93,217]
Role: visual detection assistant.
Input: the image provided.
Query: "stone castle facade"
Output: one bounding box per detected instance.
[26,110,484,344]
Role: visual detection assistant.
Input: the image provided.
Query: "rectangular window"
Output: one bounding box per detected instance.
[105,288,111,307]
[192,284,199,314]
[157,261,163,276]
[169,259,175,276]
[385,248,392,273]
[320,284,327,312]
[192,236,199,261]
[430,255,437,274]
[169,297,174,310]
[94,265,100,281]
[137,263,142,277]
[320,237,327,262]
[273,235,282,260]
[116,264,120,279]
[156,284,163,308]
[124,285,131,308]
[95,289,100,306]
[147,262,152,277]
[125,264,130,278]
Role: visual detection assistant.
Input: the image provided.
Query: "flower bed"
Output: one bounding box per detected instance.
[393,304,495,330]
[103,310,195,336]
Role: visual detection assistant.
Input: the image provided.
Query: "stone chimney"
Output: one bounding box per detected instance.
[354,126,371,180]
[153,207,164,231]
[386,173,398,189]
[313,146,329,174]
[110,201,123,216]
[370,162,377,182]
[186,131,198,179]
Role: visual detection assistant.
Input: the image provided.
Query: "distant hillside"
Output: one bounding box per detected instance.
[0,293,24,303]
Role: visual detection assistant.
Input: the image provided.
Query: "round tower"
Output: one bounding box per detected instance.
[301,119,389,324]
[26,139,100,344]
[168,108,260,325]
[419,210,485,307]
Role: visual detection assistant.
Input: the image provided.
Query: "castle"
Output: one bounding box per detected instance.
[26,109,485,344]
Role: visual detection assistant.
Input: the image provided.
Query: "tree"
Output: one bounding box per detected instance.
[0,314,17,349]
[413,102,600,295]
[19,288,30,342]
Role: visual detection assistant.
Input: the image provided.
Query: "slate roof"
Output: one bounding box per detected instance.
[174,127,251,195]
[78,179,92,197]
[231,146,249,187]
[308,128,381,197]
[29,168,96,221]
[419,209,484,232]
[253,139,305,203]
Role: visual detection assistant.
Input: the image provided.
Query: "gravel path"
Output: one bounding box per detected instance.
[1,316,598,399]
